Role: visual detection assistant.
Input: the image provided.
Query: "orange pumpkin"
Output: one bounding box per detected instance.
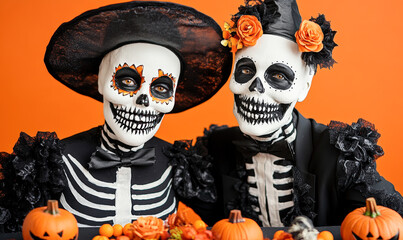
[341,197,403,240]
[22,200,78,240]
[211,210,263,240]
[317,231,334,240]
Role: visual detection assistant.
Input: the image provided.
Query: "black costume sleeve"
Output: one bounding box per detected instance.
[0,132,66,232]
[329,119,403,217]
[165,125,227,225]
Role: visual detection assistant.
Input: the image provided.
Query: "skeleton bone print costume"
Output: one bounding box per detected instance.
[244,117,296,227]
[60,125,176,227]
[0,1,232,232]
[60,41,182,227]
[192,0,403,227]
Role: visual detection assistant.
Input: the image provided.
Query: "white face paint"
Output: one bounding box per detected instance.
[98,43,181,146]
[230,34,314,137]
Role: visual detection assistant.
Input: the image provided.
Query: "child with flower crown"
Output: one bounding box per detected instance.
[195,0,403,227]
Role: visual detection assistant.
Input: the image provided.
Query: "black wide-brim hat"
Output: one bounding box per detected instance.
[44,1,233,113]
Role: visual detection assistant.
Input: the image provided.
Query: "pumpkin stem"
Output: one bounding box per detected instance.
[228,210,245,223]
[364,197,381,218]
[44,200,60,215]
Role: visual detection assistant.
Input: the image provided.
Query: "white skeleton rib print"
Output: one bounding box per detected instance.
[246,118,296,227]
[60,153,176,227]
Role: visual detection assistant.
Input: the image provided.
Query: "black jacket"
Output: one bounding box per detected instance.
[203,110,403,226]
[0,126,216,231]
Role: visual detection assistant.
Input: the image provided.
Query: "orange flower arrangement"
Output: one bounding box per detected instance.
[295,20,324,53]
[221,15,263,53]
[132,216,165,240]
[93,205,213,240]
[236,15,263,47]
[221,21,242,53]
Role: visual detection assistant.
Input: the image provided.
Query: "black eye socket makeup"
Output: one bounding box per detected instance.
[114,67,142,92]
[264,63,295,90]
[150,76,174,99]
[234,58,256,84]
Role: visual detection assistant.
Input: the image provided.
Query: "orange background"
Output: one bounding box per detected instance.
[0,0,402,194]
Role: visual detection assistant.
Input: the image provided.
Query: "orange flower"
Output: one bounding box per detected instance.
[236,15,263,47]
[166,213,178,229]
[132,216,164,240]
[295,20,324,52]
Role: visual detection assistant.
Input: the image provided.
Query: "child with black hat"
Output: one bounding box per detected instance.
[0,1,232,231]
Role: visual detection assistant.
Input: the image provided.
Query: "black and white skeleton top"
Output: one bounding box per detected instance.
[60,125,177,227]
[246,117,296,227]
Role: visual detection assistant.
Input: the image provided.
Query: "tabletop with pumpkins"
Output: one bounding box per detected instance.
[6,197,403,240]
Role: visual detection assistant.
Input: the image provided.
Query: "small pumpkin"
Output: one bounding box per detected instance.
[317,231,334,240]
[341,197,403,240]
[211,209,263,240]
[22,200,78,240]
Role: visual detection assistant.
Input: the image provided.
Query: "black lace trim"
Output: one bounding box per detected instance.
[282,168,316,226]
[371,190,403,216]
[165,138,217,203]
[329,119,383,191]
[225,145,262,225]
[222,127,315,226]
[329,119,403,215]
[225,159,316,226]
[227,180,262,225]
[0,132,66,232]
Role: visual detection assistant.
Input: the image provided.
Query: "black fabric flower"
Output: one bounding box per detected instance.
[329,119,383,191]
[165,139,217,203]
[232,0,280,29]
[329,119,403,216]
[302,14,337,70]
[0,132,66,232]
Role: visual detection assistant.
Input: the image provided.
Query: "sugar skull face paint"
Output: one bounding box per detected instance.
[98,43,181,146]
[111,64,145,97]
[150,69,176,104]
[230,34,314,137]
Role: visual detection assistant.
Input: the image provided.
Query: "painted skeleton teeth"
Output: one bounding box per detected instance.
[110,103,163,134]
[234,94,290,125]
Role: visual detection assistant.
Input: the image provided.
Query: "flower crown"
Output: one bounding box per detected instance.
[221,0,337,69]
